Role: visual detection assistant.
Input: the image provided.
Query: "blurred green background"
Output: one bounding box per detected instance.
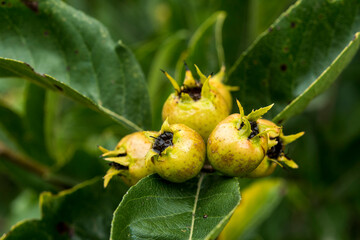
[0,0,359,239]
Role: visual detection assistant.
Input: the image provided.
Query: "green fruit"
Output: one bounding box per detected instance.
[161,64,231,140]
[99,131,156,187]
[207,100,274,177]
[146,119,206,183]
[246,118,304,178]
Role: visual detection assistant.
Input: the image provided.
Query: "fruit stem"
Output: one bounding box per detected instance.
[0,141,77,189]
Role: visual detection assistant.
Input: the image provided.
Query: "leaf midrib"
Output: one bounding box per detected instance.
[188,173,205,240]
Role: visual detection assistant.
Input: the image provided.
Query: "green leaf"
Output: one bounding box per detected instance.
[0,0,151,132]
[0,102,25,144]
[1,178,129,239]
[0,220,50,240]
[4,190,40,232]
[24,84,46,150]
[273,32,360,123]
[228,0,360,120]
[44,95,128,165]
[147,31,188,129]
[55,149,107,182]
[111,174,241,240]
[175,11,226,81]
[23,83,54,165]
[218,178,286,240]
[0,158,57,193]
[0,85,53,166]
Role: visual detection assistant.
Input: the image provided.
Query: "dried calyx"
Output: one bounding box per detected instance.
[152,131,173,155]
[235,100,275,141]
[266,137,283,159]
[179,85,202,101]
[238,121,260,139]
[161,63,212,102]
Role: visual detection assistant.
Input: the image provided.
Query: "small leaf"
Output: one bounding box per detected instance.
[23,83,54,165]
[247,104,274,122]
[0,102,25,144]
[218,178,286,240]
[111,174,240,240]
[175,11,226,81]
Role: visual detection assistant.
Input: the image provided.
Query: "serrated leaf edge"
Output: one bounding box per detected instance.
[205,178,241,240]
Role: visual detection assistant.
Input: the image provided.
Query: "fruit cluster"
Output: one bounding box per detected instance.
[99,65,304,187]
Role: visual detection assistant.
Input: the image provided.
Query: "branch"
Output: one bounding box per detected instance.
[0,141,77,189]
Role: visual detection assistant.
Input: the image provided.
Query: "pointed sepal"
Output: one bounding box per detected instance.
[251,128,274,141]
[281,132,305,145]
[268,158,284,168]
[200,77,213,100]
[144,131,158,142]
[101,147,126,158]
[247,104,274,122]
[103,156,131,166]
[183,63,197,87]
[194,64,208,84]
[103,167,125,188]
[98,145,109,154]
[180,92,194,102]
[211,65,225,83]
[238,118,252,138]
[268,137,279,149]
[161,69,180,93]
[278,155,299,169]
[160,118,172,133]
[236,100,245,118]
[145,149,159,169]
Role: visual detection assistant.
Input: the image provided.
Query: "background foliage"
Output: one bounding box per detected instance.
[0,0,360,239]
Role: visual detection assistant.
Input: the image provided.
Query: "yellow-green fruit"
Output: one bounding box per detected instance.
[146,120,205,183]
[161,65,230,140]
[257,119,280,142]
[245,119,279,178]
[207,100,275,177]
[246,118,304,178]
[210,80,233,110]
[207,114,268,177]
[162,90,229,140]
[99,131,156,187]
[246,157,277,178]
